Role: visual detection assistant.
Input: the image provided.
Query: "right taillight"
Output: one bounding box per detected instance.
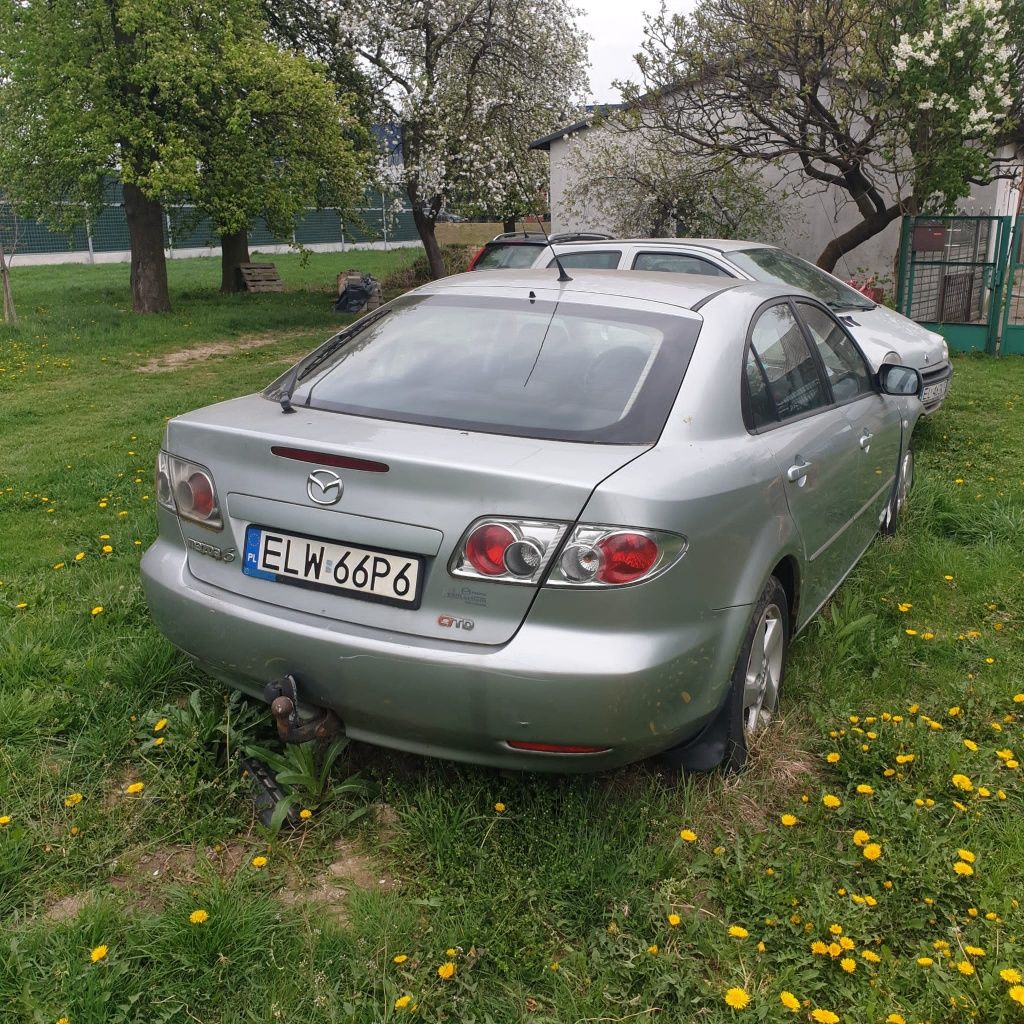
[156,451,223,530]
[548,524,686,588]
[450,518,685,587]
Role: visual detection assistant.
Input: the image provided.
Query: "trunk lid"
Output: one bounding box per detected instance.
[167,395,647,645]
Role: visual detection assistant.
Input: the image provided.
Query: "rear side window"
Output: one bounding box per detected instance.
[546,250,622,270]
[746,302,827,425]
[633,252,732,277]
[474,243,544,269]
[286,295,702,443]
[795,302,874,403]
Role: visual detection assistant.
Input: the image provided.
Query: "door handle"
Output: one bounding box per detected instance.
[786,459,812,484]
[859,430,873,451]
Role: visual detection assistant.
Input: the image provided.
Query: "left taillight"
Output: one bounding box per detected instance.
[156,451,223,530]
[450,518,567,584]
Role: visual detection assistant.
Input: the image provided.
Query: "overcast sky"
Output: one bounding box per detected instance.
[578,0,698,104]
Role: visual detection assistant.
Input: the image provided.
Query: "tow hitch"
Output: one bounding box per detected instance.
[263,674,342,744]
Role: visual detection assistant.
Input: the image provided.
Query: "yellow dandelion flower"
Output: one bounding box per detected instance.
[724,987,750,1010]
[886,1015,907,1024]
[74,552,85,561]
[828,942,842,958]
[0,816,11,826]
[951,774,973,791]
[667,913,681,927]
[958,849,976,863]
[922,633,935,641]
[153,718,168,732]
[905,629,918,636]
[822,794,841,809]
[1014,694,1024,704]
[53,563,65,570]
[395,995,412,1009]
[90,945,108,963]
[852,830,870,846]
[863,843,882,861]
[954,861,974,876]
[679,828,697,842]
[780,990,800,1012]
[153,737,164,747]
[829,924,843,935]
[964,945,985,957]
[826,752,841,763]
[1009,986,1024,1007]
[811,941,829,955]
[780,813,798,827]
[445,948,458,958]
[124,782,144,795]
[862,950,881,963]
[494,802,506,813]
[963,740,978,751]
[917,956,934,967]
[393,954,408,964]
[64,793,83,808]
[810,1010,839,1024]
[647,944,659,955]
[957,961,975,976]
[856,784,874,795]
[189,909,209,925]
[839,937,855,950]
[437,961,456,980]
[840,958,856,973]
[90,606,103,617]
[896,754,915,764]
[728,925,749,939]
[299,808,312,820]
[968,907,979,917]
[251,855,268,869]
[897,602,912,612]
[101,545,113,554]
[549,962,559,971]
[999,968,1022,983]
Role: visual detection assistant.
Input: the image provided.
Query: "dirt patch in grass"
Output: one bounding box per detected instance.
[278,838,397,923]
[136,332,311,373]
[43,892,90,923]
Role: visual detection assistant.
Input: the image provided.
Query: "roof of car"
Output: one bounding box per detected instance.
[553,238,773,253]
[414,268,756,312]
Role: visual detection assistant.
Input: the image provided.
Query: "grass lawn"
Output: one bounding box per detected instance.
[2,255,1024,1024]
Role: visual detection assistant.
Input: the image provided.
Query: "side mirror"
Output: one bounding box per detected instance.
[878,364,922,398]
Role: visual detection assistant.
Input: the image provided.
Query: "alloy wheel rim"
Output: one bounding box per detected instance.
[742,603,784,738]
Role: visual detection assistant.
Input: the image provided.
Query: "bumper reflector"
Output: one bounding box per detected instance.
[507,741,611,754]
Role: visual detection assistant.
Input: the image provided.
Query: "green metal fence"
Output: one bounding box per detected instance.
[4,182,418,260]
[897,214,1022,355]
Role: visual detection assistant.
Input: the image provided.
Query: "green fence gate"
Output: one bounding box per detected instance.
[897,214,1023,355]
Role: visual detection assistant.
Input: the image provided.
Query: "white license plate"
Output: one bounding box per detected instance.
[922,379,948,403]
[242,525,421,607]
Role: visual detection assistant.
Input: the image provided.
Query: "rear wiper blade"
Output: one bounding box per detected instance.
[275,308,388,413]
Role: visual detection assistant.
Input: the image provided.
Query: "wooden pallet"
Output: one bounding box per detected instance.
[238,263,284,293]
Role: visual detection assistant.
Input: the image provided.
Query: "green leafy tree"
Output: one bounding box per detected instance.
[0,0,368,311]
[624,0,1017,271]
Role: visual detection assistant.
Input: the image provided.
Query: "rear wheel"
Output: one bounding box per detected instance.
[881,443,914,537]
[722,576,790,772]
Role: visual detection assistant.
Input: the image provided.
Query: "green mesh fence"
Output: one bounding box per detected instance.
[3,188,417,258]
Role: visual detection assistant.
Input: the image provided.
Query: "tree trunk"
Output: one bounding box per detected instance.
[503,217,516,233]
[816,200,907,273]
[220,228,251,293]
[0,245,15,324]
[412,205,446,279]
[123,182,171,313]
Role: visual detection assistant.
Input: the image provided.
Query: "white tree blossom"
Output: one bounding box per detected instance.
[339,0,589,276]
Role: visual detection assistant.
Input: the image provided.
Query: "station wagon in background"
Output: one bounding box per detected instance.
[472,236,952,414]
[142,269,923,774]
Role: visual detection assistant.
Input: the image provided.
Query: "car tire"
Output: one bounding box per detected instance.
[721,575,790,772]
[881,442,914,538]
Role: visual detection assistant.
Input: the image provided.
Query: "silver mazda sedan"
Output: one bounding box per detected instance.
[142,270,922,773]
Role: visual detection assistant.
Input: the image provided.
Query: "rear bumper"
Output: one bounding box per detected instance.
[141,537,750,772]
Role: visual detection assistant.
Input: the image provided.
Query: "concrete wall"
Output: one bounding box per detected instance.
[547,128,1018,281]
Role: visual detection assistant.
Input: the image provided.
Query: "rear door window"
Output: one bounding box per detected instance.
[745,302,828,426]
[546,250,622,270]
[284,295,702,443]
[633,252,733,277]
[795,302,874,404]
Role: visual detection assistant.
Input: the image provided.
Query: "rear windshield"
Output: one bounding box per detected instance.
[729,248,875,311]
[275,294,702,443]
[473,242,545,269]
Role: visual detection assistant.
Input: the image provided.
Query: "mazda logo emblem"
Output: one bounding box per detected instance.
[306,469,343,505]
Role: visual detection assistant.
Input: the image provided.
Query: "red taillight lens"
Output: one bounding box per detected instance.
[507,741,611,754]
[466,246,485,270]
[187,472,215,518]
[465,523,516,575]
[595,532,659,584]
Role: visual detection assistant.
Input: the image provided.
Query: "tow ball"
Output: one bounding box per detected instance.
[263,674,341,744]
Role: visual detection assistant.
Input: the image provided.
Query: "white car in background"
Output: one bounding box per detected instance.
[504,238,952,413]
